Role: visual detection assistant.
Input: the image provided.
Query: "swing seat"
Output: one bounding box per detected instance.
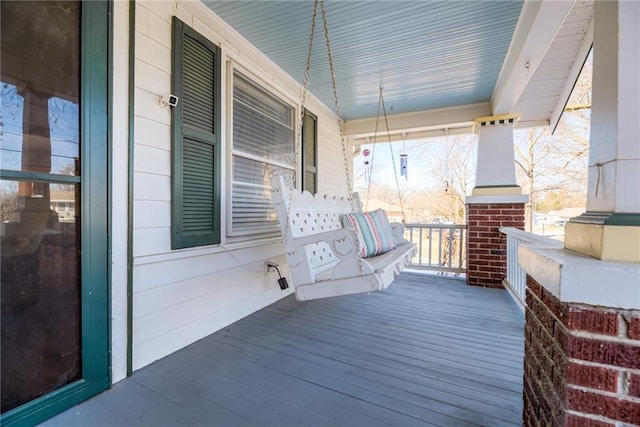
[271,175,417,301]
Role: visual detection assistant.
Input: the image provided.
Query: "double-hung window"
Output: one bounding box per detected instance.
[171,18,221,249]
[230,71,295,236]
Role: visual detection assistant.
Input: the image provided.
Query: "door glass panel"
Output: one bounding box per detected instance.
[1,84,80,175]
[1,181,81,412]
[0,0,81,414]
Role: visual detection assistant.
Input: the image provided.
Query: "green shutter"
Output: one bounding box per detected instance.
[302,110,317,193]
[171,17,221,249]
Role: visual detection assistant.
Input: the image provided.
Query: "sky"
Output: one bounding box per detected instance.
[353,135,477,194]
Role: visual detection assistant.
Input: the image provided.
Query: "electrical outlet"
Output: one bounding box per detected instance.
[265,261,278,272]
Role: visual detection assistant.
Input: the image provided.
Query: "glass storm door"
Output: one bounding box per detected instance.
[0,2,109,425]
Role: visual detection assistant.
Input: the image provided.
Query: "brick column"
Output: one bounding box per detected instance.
[465,202,525,288]
[524,275,640,426]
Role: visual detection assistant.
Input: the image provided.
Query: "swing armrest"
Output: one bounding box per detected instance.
[390,222,410,244]
[291,227,359,258]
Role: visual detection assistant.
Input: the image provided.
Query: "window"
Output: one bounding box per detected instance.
[302,109,318,193]
[230,71,294,236]
[171,17,221,249]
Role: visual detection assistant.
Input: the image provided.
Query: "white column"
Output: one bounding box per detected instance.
[468,115,527,203]
[586,0,640,214]
[474,122,518,190]
[530,0,640,302]
[564,0,640,262]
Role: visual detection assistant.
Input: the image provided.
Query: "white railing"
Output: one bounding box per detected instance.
[404,223,466,274]
[499,227,563,311]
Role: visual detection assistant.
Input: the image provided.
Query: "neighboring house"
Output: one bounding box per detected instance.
[1,1,638,425]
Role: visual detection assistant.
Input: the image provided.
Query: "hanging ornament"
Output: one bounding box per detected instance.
[362,148,371,182]
[362,148,371,165]
[400,153,408,180]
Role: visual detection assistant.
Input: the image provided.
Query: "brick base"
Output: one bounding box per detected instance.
[524,275,640,426]
[465,203,524,288]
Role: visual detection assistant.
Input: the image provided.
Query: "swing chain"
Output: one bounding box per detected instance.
[296,0,318,188]
[380,87,406,223]
[285,1,364,278]
[365,85,384,211]
[365,85,407,223]
[320,0,353,206]
[320,0,364,275]
[282,0,318,251]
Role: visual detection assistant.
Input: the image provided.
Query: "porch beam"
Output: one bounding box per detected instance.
[343,102,490,141]
[350,126,471,147]
[491,0,575,115]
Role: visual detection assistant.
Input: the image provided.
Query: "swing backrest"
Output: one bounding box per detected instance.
[271,175,361,283]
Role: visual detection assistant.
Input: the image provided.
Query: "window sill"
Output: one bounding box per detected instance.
[133,235,284,266]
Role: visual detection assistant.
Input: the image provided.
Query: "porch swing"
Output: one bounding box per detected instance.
[270,0,417,301]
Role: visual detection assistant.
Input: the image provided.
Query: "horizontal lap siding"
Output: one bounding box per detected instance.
[133,263,287,369]
[131,1,347,371]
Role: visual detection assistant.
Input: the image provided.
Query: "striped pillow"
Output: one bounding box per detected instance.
[341,209,398,258]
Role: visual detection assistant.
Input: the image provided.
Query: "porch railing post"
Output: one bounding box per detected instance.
[499,227,562,310]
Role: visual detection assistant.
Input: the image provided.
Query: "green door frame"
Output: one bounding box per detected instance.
[0,1,111,425]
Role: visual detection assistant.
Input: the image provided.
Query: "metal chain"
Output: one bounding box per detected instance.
[380,87,407,223]
[296,0,318,189]
[283,0,318,249]
[320,0,364,274]
[365,87,383,211]
[320,0,353,208]
[298,0,318,159]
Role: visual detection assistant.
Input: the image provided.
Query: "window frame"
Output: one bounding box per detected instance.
[226,65,298,239]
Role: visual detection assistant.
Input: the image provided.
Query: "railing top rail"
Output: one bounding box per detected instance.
[499,227,563,247]
[405,223,466,230]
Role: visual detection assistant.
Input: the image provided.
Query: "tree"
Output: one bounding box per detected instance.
[0,183,18,221]
[421,135,476,224]
[514,128,589,230]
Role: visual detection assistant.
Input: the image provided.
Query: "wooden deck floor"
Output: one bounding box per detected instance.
[42,272,524,427]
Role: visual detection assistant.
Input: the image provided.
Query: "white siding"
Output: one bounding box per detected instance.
[128,0,349,370]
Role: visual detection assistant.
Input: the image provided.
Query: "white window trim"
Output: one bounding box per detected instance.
[225,61,301,241]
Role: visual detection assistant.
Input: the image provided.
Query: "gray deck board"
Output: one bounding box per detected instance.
[41,272,524,427]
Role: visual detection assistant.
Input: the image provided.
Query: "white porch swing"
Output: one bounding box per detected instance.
[270,0,416,301]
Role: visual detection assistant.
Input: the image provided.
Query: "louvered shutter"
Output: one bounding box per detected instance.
[171,18,221,249]
[302,110,317,193]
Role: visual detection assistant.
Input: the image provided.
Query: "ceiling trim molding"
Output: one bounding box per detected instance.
[350,126,474,146]
[492,0,575,115]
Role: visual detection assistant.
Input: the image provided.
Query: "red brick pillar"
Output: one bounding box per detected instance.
[524,275,640,426]
[465,202,525,288]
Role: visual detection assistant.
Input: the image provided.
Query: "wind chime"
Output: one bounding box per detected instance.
[399,134,408,180]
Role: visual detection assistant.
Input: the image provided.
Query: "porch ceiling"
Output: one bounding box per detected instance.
[205,0,593,139]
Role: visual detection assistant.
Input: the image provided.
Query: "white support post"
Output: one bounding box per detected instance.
[564,0,640,262]
[467,114,528,203]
